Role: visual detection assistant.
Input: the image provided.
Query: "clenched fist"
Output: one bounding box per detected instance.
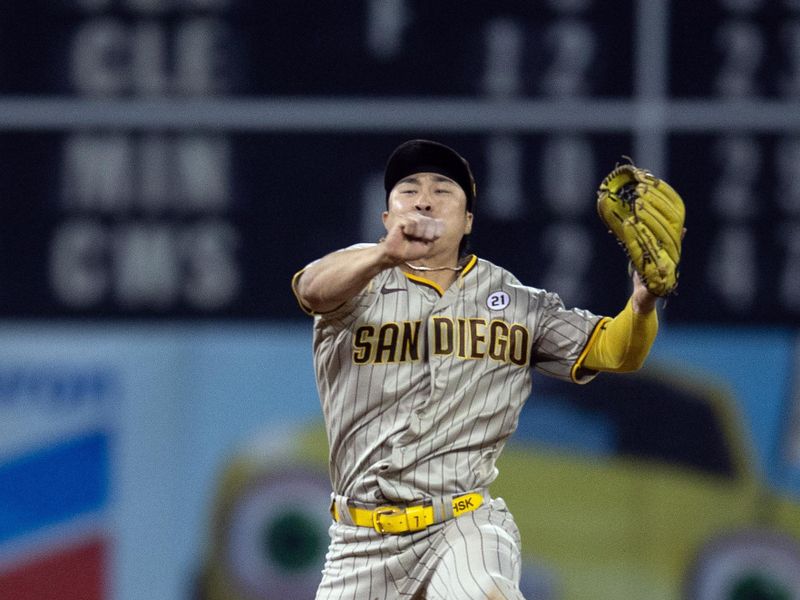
[381,212,445,264]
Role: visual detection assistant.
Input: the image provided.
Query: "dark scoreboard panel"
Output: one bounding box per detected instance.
[0,133,634,318]
[0,0,798,324]
[670,133,800,323]
[0,1,633,97]
[670,0,800,99]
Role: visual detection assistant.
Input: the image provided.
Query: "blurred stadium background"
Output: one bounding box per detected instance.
[1,1,800,599]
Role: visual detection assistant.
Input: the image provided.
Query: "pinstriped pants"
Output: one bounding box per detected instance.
[315,498,526,600]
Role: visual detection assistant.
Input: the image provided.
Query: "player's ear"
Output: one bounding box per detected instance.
[382,211,390,228]
[464,211,473,235]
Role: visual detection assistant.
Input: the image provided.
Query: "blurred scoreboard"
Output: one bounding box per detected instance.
[0,0,799,324]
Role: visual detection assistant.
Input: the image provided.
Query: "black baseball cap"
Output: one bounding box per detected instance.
[384,139,476,211]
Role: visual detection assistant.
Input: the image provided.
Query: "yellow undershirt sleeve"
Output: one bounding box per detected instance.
[580,299,658,373]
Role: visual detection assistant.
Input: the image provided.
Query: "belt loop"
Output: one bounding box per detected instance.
[431,495,443,523]
[438,494,454,522]
[334,495,356,526]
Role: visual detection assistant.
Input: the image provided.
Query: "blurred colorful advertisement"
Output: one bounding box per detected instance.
[0,363,117,600]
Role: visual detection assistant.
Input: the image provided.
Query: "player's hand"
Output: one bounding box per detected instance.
[380,212,444,264]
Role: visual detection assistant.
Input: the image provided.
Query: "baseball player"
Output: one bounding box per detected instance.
[292,139,684,599]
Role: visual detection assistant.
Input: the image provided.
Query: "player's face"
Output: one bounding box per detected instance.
[383,172,473,256]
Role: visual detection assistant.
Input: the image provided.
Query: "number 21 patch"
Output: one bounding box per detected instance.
[486,291,510,310]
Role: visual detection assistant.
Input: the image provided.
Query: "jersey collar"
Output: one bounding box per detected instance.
[401,254,478,297]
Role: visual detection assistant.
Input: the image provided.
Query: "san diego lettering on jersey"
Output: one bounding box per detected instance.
[352,317,530,367]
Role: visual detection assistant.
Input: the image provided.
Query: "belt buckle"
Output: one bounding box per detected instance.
[372,506,403,534]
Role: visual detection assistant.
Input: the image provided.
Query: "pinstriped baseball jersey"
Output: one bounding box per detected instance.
[296,244,604,506]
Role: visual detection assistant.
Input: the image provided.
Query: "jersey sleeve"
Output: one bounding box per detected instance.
[530,290,606,384]
[291,243,385,329]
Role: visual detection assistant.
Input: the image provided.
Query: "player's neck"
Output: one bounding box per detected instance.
[401,253,464,290]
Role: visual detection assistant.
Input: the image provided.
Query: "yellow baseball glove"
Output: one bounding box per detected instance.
[597,162,685,297]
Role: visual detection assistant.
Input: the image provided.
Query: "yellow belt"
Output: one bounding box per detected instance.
[332,492,484,534]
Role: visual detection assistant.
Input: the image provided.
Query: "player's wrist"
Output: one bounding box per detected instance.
[373,240,404,270]
[631,287,658,314]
